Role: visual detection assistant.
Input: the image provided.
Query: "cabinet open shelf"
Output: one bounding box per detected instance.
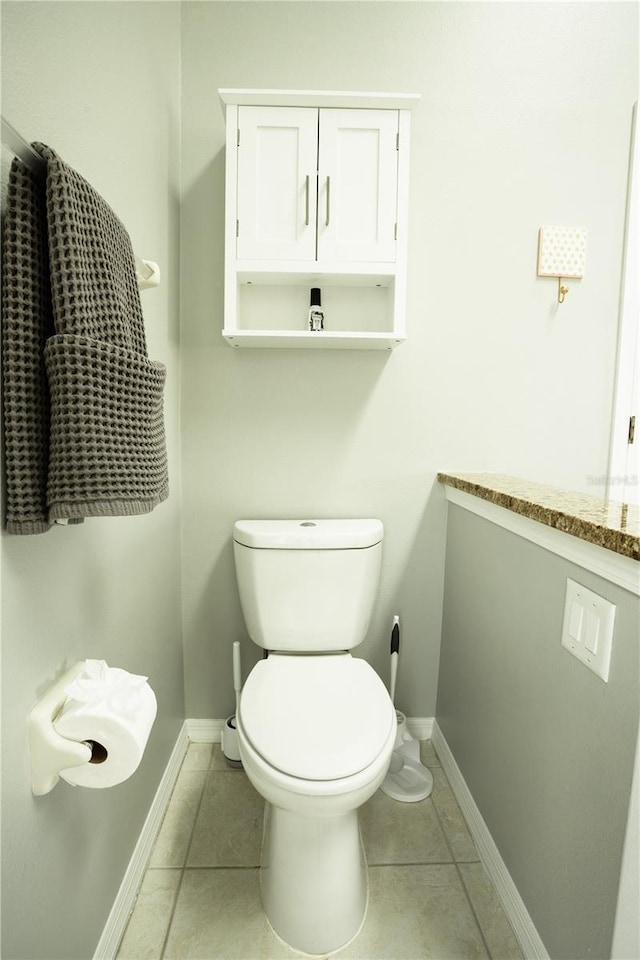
[235,265,396,285]
[222,330,406,350]
[226,271,401,348]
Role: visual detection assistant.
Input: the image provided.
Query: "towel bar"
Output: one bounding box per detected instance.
[2,116,160,291]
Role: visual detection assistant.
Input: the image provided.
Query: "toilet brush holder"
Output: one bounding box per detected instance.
[380,710,433,803]
[222,716,242,768]
[394,710,411,749]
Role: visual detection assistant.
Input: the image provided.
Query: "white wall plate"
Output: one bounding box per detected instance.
[560,578,616,682]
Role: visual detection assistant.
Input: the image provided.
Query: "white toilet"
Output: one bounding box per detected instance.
[232,518,396,956]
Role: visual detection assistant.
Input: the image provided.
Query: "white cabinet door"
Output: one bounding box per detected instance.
[317,109,399,263]
[236,106,399,265]
[236,106,318,261]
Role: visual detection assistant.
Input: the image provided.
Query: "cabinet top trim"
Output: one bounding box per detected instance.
[218,88,420,111]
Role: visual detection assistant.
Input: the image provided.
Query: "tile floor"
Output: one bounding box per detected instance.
[116,741,524,960]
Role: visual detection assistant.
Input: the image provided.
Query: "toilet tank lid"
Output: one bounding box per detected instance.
[233,519,383,549]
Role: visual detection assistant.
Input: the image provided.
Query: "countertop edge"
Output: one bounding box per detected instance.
[437,473,640,562]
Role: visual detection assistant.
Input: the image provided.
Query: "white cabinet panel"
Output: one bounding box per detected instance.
[237,107,398,265]
[237,106,318,261]
[317,109,398,263]
[221,90,417,348]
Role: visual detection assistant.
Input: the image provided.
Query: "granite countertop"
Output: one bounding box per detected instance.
[437,472,640,561]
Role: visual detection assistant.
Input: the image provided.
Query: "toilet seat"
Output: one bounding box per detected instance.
[239,653,395,782]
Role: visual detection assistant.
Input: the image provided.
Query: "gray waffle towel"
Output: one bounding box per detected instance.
[2,158,54,533]
[2,146,168,533]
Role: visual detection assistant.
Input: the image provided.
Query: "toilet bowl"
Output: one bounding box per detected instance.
[237,652,396,954]
[231,518,394,955]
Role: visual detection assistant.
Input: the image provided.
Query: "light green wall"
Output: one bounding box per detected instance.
[179,1,638,719]
[1,3,638,957]
[437,505,640,959]
[0,4,183,959]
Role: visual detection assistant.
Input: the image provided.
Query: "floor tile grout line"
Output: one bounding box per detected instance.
[158,865,185,960]
[429,769,461,865]
[182,863,262,871]
[429,755,494,960]
[159,749,211,959]
[429,766,481,864]
[455,861,494,960]
[368,858,464,868]
[183,759,217,866]
[177,859,464,871]
[366,859,466,870]
[457,860,524,960]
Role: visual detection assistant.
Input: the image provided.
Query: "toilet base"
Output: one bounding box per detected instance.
[260,802,367,955]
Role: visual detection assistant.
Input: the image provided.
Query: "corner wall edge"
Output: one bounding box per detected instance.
[432,720,549,960]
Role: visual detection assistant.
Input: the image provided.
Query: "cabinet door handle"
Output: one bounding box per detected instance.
[305,175,310,226]
[325,176,331,227]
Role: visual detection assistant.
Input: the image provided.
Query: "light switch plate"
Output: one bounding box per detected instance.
[561,579,615,681]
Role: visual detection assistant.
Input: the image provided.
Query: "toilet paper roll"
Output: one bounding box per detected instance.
[53,660,157,788]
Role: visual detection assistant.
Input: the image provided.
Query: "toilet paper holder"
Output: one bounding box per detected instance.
[28,661,94,796]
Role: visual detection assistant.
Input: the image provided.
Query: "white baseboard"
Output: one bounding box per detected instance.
[93,722,190,960]
[186,718,225,742]
[431,721,549,960]
[406,716,434,739]
[185,717,434,743]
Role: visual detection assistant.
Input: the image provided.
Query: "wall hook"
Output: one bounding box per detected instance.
[558,278,569,304]
[537,226,587,305]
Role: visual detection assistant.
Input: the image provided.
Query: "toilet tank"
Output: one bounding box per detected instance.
[233,519,383,651]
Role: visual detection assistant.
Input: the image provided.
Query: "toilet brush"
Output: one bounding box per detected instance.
[233,640,242,716]
[389,615,409,746]
[381,615,433,802]
[390,615,400,705]
[222,641,243,767]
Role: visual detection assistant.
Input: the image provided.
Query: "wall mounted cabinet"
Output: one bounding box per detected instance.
[219,89,418,349]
